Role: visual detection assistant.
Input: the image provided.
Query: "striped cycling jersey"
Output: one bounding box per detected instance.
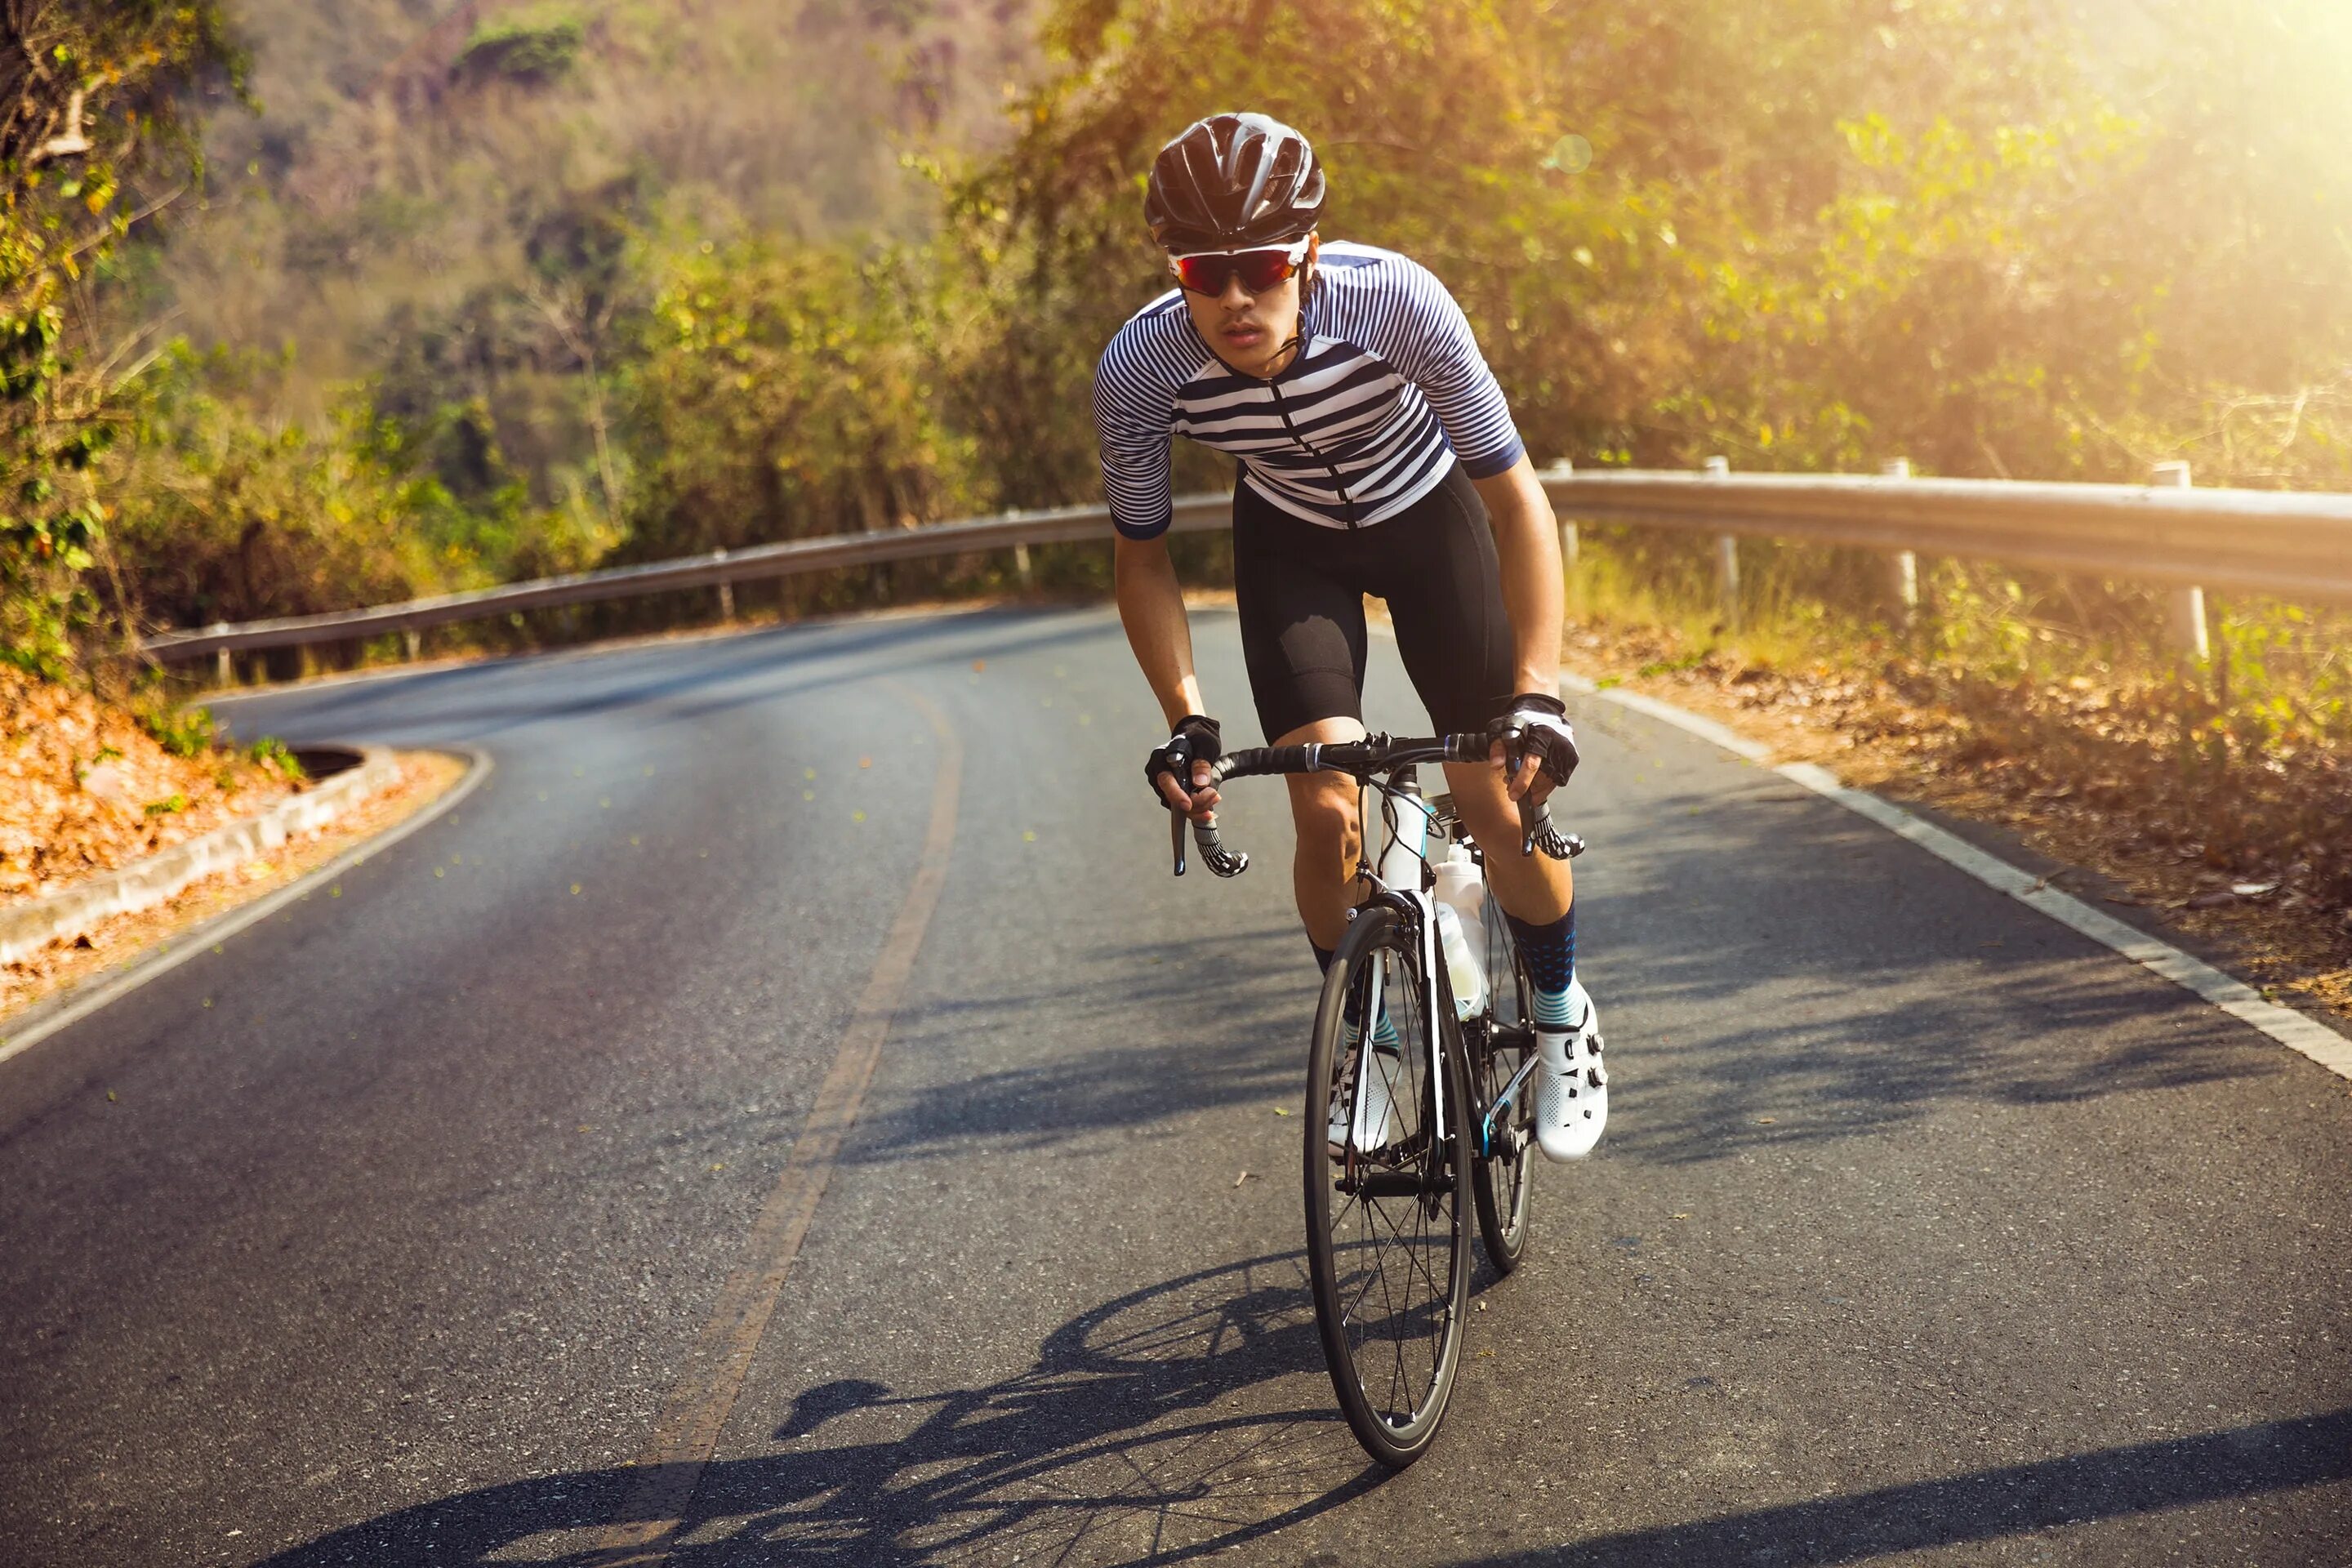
[1091,241,1525,539]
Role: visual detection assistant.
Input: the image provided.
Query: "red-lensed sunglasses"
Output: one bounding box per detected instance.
[1167,238,1312,296]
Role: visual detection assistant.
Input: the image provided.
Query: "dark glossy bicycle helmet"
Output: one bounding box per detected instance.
[1144,113,1325,253]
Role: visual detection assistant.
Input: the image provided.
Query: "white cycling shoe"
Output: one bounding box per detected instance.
[1534,978,1606,1162]
[1328,1018,1404,1154]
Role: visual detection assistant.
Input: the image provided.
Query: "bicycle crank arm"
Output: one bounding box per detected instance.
[1480,1052,1544,1156]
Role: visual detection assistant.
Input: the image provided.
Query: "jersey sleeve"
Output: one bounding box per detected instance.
[1092,326,1177,541]
[1383,257,1526,479]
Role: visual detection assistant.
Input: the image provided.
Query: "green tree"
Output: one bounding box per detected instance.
[0,0,238,676]
[622,238,982,558]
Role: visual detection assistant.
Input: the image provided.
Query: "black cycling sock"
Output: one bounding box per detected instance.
[1504,905,1578,1031]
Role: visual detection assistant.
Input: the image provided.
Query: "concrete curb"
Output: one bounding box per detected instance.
[0,748,490,1067]
[0,745,401,966]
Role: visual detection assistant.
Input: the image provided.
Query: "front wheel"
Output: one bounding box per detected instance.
[1303,904,1472,1469]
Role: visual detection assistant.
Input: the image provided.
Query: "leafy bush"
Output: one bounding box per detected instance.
[139,701,217,759]
[456,10,584,87]
[621,239,985,559]
[246,737,305,781]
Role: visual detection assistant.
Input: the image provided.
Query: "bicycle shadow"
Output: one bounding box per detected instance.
[252,1250,1382,1567]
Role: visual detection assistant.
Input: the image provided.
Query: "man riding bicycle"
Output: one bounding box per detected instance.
[1097,112,1606,1161]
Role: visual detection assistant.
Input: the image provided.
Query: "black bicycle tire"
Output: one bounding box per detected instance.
[1302,905,1472,1469]
[1471,915,1536,1272]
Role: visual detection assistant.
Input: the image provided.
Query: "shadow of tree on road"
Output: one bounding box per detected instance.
[224,608,1119,746]
[1446,1408,2352,1566]
[1555,781,2289,1167]
[845,923,1310,1165]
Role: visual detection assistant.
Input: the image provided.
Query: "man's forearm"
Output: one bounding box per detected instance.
[1114,536,1209,726]
[1472,457,1565,694]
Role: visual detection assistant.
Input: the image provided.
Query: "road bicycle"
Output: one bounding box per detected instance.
[1169,733,1581,1467]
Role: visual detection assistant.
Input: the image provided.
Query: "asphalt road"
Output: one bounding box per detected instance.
[2,605,2347,1567]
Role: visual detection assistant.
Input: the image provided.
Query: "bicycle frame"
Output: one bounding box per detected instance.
[1166,729,1581,1163]
[1360,773,1450,1135]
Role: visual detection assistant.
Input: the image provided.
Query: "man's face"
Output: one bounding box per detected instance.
[1177,234,1317,379]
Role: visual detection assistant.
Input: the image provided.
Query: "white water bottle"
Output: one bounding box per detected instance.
[1432,844,1488,1020]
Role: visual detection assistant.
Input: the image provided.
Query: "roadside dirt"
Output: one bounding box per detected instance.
[0,668,301,903]
[1561,620,2352,1025]
[0,751,467,1029]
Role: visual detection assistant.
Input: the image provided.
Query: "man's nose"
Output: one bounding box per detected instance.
[1219,273,1254,310]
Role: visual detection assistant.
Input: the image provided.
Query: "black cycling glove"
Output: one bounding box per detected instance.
[1145,714,1222,805]
[1488,693,1580,788]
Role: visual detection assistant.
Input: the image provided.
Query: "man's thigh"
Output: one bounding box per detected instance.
[1376,470,1516,736]
[1236,514,1370,744]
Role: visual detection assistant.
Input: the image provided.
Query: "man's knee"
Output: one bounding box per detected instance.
[1291,782,1361,865]
[1442,767,1515,844]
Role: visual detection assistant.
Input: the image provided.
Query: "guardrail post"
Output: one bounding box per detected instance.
[1704,457,1740,630]
[713,547,735,622]
[1012,542,1034,589]
[1550,460,1579,572]
[211,625,230,688]
[1880,459,1919,630]
[403,629,421,662]
[2150,462,2209,663]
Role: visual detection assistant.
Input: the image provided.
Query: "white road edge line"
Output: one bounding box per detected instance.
[0,749,494,1069]
[1557,669,2352,1081]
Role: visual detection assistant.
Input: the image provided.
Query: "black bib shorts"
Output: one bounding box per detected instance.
[1233,460,1517,744]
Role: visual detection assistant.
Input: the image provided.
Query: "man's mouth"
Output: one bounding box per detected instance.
[1222,321,1265,345]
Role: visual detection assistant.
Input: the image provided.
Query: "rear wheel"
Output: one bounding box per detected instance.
[1470,904,1536,1272]
[1303,904,1471,1468]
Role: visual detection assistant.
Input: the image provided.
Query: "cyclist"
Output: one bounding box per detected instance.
[1097,112,1606,1160]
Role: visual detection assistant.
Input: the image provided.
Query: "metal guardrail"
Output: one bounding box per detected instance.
[1553,467,2352,602]
[139,465,2352,665]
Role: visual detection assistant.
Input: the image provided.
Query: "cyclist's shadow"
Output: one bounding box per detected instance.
[255,1250,1381,1566]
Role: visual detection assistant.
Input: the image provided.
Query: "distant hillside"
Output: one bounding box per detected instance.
[169,0,1035,383]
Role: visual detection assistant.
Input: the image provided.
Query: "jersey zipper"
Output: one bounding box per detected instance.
[1264,376,1361,528]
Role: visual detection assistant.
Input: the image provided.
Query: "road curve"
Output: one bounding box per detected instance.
[1,605,2346,1566]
